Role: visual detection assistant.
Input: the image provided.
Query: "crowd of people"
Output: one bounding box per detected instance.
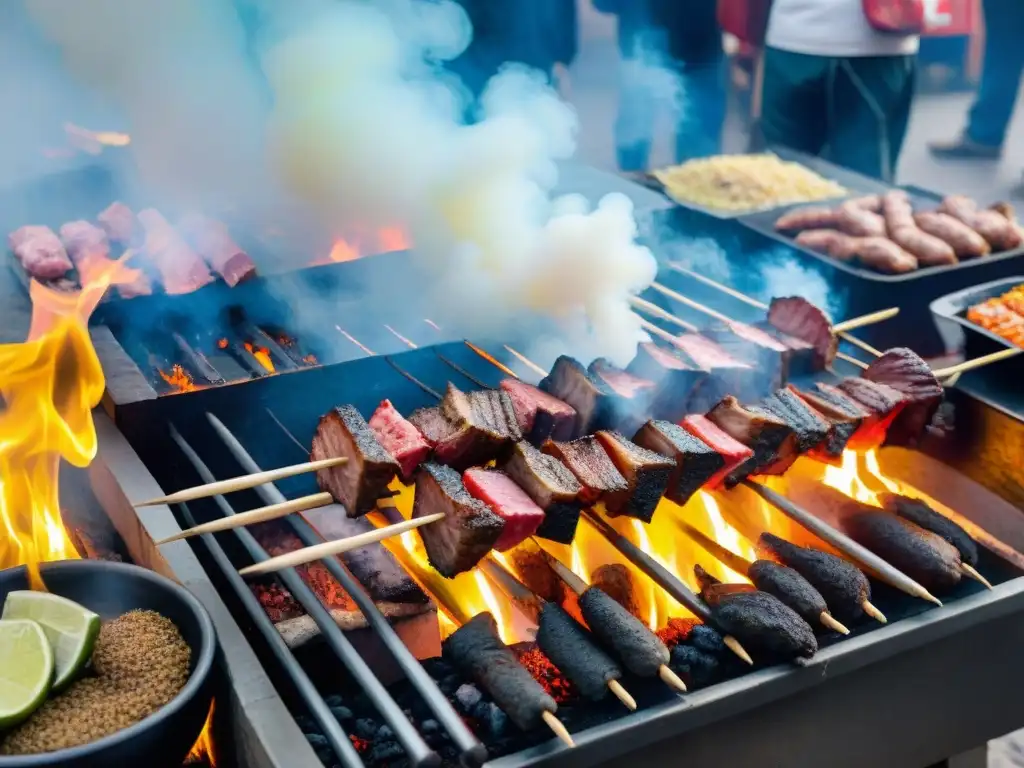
[448,0,1022,187]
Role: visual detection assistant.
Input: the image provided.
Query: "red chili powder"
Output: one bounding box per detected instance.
[515,647,576,704]
[657,617,700,649]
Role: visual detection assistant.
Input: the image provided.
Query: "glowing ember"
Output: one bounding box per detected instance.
[0,254,139,584]
[184,701,217,766]
[216,338,229,350]
[302,353,318,365]
[515,646,575,703]
[244,342,276,373]
[159,364,198,393]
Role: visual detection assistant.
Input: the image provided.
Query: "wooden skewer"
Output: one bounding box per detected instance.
[630,297,698,332]
[932,348,1023,378]
[657,665,689,694]
[832,308,900,333]
[819,612,851,635]
[861,600,888,624]
[607,679,638,711]
[837,332,883,358]
[155,492,334,544]
[650,282,733,324]
[638,318,690,348]
[961,563,994,589]
[541,711,575,748]
[135,456,348,507]
[238,512,444,576]
[835,351,869,370]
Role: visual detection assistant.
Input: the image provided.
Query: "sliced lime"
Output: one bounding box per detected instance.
[3,591,100,691]
[0,619,53,728]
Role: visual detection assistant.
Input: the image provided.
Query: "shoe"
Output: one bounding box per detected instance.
[928,135,1002,159]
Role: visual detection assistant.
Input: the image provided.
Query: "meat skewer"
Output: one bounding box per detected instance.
[476,557,640,709]
[8,225,73,281]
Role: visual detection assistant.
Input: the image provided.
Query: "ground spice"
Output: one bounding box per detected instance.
[1,610,191,756]
[515,647,576,704]
[657,617,700,649]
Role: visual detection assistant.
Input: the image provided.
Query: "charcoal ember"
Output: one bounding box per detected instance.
[485,702,509,738]
[578,586,669,677]
[590,563,641,620]
[324,694,344,708]
[305,733,329,750]
[757,533,870,623]
[688,624,725,655]
[376,725,393,740]
[708,589,818,660]
[420,719,440,735]
[669,644,721,688]
[455,683,483,713]
[880,493,978,567]
[595,430,675,522]
[539,355,617,436]
[747,559,829,630]
[843,510,962,592]
[536,602,622,702]
[862,347,943,447]
[439,674,462,696]
[632,419,724,506]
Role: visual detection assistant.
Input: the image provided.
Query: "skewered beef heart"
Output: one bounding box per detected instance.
[369,399,431,481]
[502,441,582,544]
[595,431,675,523]
[837,378,908,449]
[542,436,629,507]
[670,334,764,407]
[539,356,615,436]
[706,396,798,482]
[679,415,753,489]
[464,468,545,551]
[9,225,73,280]
[627,342,707,421]
[588,358,657,435]
[767,296,836,370]
[762,389,830,454]
[790,384,867,462]
[500,378,577,443]
[862,348,943,447]
[703,321,791,393]
[632,419,724,506]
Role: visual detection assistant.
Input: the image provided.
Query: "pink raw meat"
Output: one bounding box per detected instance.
[369,399,431,481]
[463,467,545,552]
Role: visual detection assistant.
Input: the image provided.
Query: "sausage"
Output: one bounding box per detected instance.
[915,211,991,259]
[850,237,918,274]
[835,202,887,237]
[795,229,849,258]
[989,201,1017,222]
[938,195,1022,251]
[881,190,915,231]
[846,194,883,212]
[775,206,839,232]
[881,193,957,266]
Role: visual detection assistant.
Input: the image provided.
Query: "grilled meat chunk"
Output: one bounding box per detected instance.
[756,322,818,377]
[790,384,867,461]
[767,296,836,370]
[97,201,139,245]
[757,533,870,623]
[408,407,457,446]
[880,493,978,567]
[443,612,557,731]
[463,468,545,552]
[60,219,151,298]
[679,414,754,489]
[703,321,791,392]
[368,399,431,481]
[413,462,504,577]
[9,225,73,280]
[418,384,521,470]
[594,431,674,522]
[500,378,577,443]
[588,358,657,434]
[542,436,629,507]
[539,356,616,437]
[311,405,400,517]
[842,509,962,593]
[747,560,834,632]
[137,208,215,294]
[762,389,830,453]
[671,334,765,407]
[695,566,818,659]
[627,342,707,422]
[578,586,670,678]
[706,396,798,482]
[501,441,582,544]
[837,378,908,449]
[536,602,622,702]
[178,213,257,287]
[632,420,724,506]
[862,348,943,447]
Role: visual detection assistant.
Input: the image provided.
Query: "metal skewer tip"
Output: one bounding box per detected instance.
[819,612,851,635]
[960,563,993,590]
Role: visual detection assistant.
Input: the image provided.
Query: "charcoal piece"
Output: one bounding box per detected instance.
[536,602,622,701]
[542,436,628,507]
[455,683,482,713]
[627,342,707,422]
[590,564,641,620]
[747,559,829,630]
[843,510,962,593]
[688,624,725,655]
[595,431,675,522]
[443,612,557,732]
[880,493,978,567]
[669,644,721,687]
[501,441,582,544]
[578,586,669,678]
[633,419,724,506]
[707,589,818,660]
[354,718,378,739]
[757,533,870,623]
[863,347,943,447]
[413,462,504,578]
[762,389,830,453]
[369,740,404,764]
[486,702,509,738]
[311,405,400,517]
[539,355,616,436]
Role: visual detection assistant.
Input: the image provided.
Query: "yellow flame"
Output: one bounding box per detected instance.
[822,449,878,505]
[0,253,140,585]
[700,492,757,581]
[185,700,217,766]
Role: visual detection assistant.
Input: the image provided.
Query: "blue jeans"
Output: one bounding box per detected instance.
[615,58,726,171]
[965,0,1024,148]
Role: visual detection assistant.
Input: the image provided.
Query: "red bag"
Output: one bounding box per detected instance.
[862,0,925,33]
[717,0,774,46]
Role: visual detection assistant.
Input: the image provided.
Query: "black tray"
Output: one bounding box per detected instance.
[930,275,1024,363]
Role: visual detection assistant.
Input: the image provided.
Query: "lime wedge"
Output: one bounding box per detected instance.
[3,591,100,691]
[0,619,53,728]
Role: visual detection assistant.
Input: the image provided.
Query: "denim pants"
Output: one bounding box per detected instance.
[965,0,1024,148]
[614,58,726,171]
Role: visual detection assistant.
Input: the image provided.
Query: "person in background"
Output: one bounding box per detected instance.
[595,0,726,171]
[928,0,1024,160]
[759,0,919,182]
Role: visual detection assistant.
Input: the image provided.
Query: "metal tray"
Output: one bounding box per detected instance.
[930,275,1024,363]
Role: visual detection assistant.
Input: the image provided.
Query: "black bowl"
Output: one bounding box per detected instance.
[0,560,216,768]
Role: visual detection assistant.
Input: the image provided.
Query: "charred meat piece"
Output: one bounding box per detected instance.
[426,383,521,470]
[536,602,622,702]
[443,612,557,731]
[790,384,867,461]
[842,509,962,593]
[767,297,837,370]
[862,348,943,447]
[368,399,431,481]
[880,493,978,567]
[706,396,798,482]
[757,533,870,623]
[695,566,818,660]
[633,420,724,506]
[500,378,577,443]
[761,389,830,454]
[703,321,791,393]
[590,564,643,620]
[506,538,565,604]
[595,431,674,523]
[578,586,670,678]
[178,213,257,287]
[408,407,458,447]
[626,342,707,421]
[59,220,152,298]
[97,201,139,245]
[137,208,215,294]
[747,560,835,632]
[311,406,400,517]
[670,334,765,406]
[413,462,504,578]
[679,414,754,489]
[755,323,818,378]
[588,358,657,435]
[539,356,615,437]
[501,441,582,544]
[8,225,73,280]
[463,468,545,552]
[542,436,629,507]
[837,378,908,449]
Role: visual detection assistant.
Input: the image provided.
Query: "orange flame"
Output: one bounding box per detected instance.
[328,238,360,264]
[185,700,217,766]
[243,342,276,373]
[159,364,198,394]
[0,254,139,584]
